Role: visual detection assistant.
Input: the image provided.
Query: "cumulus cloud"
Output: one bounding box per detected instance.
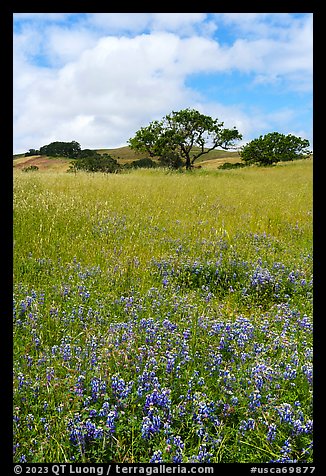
[13,13,313,153]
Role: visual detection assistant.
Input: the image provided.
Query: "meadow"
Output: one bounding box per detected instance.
[13,160,313,463]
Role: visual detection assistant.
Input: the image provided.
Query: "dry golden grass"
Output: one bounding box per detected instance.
[13,155,72,172]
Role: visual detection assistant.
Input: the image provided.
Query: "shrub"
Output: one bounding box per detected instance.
[218,162,246,170]
[22,165,39,172]
[24,149,40,157]
[124,158,159,169]
[72,153,120,173]
[240,132,311,166]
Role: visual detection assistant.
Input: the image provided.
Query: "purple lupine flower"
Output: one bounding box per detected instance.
[173,452,183,463]
[191,445,212,463]
[144,388,171,412]
[111,374,133,400]
[98,401,110,417]
[231,396,239,405]
[267,423,277,442]
[141,413,162,439]
[17,373,26,389]
[150,450,163,463]
[248,390,262,411]
[106,410,118,433]
[25,413,34,430]
[301,364,313,385]
[90,377,107,402]
[173,435,184,449]
[46,367,55,383]
[74,375,85,396]
[239,418,255,435]
[276,403,294,424]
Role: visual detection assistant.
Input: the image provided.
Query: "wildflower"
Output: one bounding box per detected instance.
[276,403,294,424]
[191,445,212,463]
[98,401,110,417]
[173,435,184,449]
[141,413,162,439]
[60,343,72,362]
[46,367,55,383]
[150,450,163,463]
[26,413,35,430]
[301,363,313,384]
[239,418,255,435]
[17,373,26,390]
[106,410,117,433]
[90,377,107,402]
[270,438,297,463]
[250,266,274,288]
[267,423,277,442]
[173,452,183,463]
[74,375,85,396]
[248,390,262,411]
[231,396,239,405]
[111,374,133,400]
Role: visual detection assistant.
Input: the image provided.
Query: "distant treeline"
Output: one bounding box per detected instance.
[24,141,169,173]
[25,141,81,158]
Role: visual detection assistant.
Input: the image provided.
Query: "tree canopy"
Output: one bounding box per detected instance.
[25,148,40,157]
[240,132,311,166]
[128,108,242,169]
[40,141,81,158]
[71,152,120,173]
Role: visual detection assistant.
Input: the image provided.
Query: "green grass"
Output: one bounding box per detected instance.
[13,160,313,463]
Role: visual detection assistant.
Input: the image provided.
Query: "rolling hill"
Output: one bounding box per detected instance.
[13,146,241,172]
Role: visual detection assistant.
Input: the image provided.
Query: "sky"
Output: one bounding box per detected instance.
[13,13,313,154]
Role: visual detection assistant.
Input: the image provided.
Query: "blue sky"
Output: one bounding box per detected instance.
[13,13,313,154]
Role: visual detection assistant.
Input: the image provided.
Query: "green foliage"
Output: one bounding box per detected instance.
[124,158,159,169]
[78,149,97,158]
[72,152,120,173]
[40,141,81,158]
[218,162,246,170]
[240,132,311,166]
[22,165,39,172]
[24,149,40,157]
[160,150,185,169]
[129,108,242,169]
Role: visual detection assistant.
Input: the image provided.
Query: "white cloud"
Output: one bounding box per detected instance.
[46,26,98,64]
[13,32,198,151]
[87,13,151,34]
[13,14,313,153]
[87,13,210,36]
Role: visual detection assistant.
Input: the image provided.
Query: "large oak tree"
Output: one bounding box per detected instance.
[128,109,242,169]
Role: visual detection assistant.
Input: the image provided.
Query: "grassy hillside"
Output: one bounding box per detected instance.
[13,146,241,171]
[97,145,241,165]
[13,155,72,172]
[96,146,149,163]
